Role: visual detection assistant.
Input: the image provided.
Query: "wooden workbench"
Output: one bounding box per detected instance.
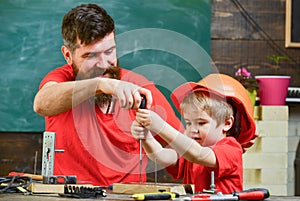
[0,193,299,201]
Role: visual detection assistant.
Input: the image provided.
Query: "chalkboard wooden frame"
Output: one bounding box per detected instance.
[285,0,300,48]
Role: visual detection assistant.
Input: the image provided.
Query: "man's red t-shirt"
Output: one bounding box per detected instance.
[166,137,243,194]
[39,64,183,186]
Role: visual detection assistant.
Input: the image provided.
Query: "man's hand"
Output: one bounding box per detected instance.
[96,78,152,109]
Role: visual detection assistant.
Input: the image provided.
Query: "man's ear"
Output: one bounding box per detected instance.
[61,45,72,65]
[223,116,234,132]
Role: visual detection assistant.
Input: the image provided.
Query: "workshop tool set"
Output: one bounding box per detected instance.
[59,185,107,198]
[130,171,270,201]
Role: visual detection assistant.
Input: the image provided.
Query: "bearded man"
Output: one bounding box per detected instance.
[33,4,182,186]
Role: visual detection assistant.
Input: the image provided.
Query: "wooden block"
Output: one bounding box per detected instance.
[243,153,287,169]
[27,183,64,194]
[254,106,288,121]
[256,121,288,137]
[244,169,288,186]
[112,182,194,195]
[245,137,261,153]
[243,169,261,184]
[27,183,93,194]
[261,169,287,185]
[247,136,287,153]
[261,137,287,153]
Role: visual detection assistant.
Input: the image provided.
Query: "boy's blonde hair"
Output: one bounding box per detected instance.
[180,91,234,127]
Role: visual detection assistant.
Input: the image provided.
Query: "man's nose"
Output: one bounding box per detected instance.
[96,62,105,68]
[95,54,110,68]
[96,59,116,68]
[96,60,106,68]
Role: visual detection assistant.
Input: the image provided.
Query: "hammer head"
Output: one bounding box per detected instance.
[43,175,76,184]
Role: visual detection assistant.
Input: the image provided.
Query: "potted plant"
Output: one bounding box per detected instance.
[267,55,289,69]
[255,55,291,106]
[235,67,259,108]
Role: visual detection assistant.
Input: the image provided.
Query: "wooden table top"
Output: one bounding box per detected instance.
[0,193,299,201]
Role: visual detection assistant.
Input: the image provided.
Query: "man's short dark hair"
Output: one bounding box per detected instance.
[62,4,115,52]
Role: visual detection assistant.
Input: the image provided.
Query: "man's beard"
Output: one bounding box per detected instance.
[73,64,121,107]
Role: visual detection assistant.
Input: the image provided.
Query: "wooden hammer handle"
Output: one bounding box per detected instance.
[8,172,43,181]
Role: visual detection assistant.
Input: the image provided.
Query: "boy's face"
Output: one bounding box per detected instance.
[183,105,226,147]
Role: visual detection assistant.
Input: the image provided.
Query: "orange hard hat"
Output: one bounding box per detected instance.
[171,73,257,147]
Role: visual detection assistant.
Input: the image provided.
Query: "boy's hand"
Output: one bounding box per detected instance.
[136,109,166,135]
[135,109,152,127]
[131,120,149,140]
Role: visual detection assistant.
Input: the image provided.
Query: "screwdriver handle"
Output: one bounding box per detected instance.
[132,192,179,200]
[236,188,270,200]
[139,94,147,109]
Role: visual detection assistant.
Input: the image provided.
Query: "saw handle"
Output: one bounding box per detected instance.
[236,188,270,200]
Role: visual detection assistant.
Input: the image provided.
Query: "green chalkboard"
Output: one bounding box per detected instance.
[0,0,211,132]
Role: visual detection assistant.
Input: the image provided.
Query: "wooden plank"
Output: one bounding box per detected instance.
[112,182,194,196]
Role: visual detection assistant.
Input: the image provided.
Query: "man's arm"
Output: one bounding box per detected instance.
[33,77,152,116]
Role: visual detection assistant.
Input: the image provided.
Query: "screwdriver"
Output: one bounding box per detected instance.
[139,137,142,183]
[172,188,270,201]
[132,192,179,200]
[139,94,147,183]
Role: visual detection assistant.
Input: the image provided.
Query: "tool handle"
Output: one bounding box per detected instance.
[132,192,179,200]
[139,95,147,109]
[143,193,171,200]
[8,172,43,181]
[237,188,270,200]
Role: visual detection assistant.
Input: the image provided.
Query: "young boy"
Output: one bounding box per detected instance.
[131,73,257,194]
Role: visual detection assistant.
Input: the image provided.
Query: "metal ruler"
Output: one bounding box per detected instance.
[41,132,56,176]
